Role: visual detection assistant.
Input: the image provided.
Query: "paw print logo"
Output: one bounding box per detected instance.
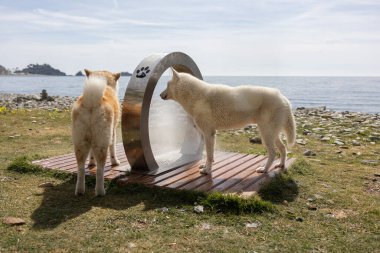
[136,66,150,78]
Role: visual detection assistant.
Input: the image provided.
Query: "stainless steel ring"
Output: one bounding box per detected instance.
[122,52,204,174]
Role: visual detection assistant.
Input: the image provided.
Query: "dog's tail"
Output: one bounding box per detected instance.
[284,107,296,147]
[82,76,107,108]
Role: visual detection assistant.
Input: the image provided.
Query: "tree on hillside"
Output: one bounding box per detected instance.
[0,65,11,75]
[15,64,66,76]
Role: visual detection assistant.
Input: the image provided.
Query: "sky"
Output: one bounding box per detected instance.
[0,0,379,76]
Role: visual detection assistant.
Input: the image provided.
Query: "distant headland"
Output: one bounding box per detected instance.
[0,64,132,76]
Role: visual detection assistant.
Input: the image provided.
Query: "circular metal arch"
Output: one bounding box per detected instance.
[122,52,204,172]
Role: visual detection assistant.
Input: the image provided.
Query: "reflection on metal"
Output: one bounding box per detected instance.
[122,52,204,174]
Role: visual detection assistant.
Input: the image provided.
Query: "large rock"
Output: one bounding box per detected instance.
[249,137,262,144]
[3,217,25,226]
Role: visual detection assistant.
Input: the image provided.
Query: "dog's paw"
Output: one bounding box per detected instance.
[256,166,268,173]
[274,162,285,169]
[111,157,120,166]
[75,186,85,196]
[199,164,211,175]
[199,168,211,175]
[95,187,106,197]
[75,180,85,195]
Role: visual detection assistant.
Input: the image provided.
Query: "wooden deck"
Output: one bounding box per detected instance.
[33,143,295,197]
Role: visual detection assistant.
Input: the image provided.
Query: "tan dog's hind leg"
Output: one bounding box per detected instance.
[110,128,120,166]
[93,146,107,196]
[199,129,216,175]
[74,143,90,195]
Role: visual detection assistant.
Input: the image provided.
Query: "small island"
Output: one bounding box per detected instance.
[0,65,11,75]
[14,64,66,76]
[120,71,132,76]
[75,71,84,76]
[0,64,133,76]
[75,71,131,77]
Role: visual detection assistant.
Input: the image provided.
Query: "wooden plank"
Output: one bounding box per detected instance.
[32,153,73,164]
[240,158,295,197]
[190,155,266,192]
[131,152,236,185]
[61,154,129,173]
[33,143,125,165]
[123,153,221,185]
[33,143,125,166]
[37,148,127,172]
[207,156,268,193]
[117,173,148,185]
[219,158,276,194]
[32,146,296,196]
[35,147,126,169]
[155,153,246,188]
[172,154,255,191]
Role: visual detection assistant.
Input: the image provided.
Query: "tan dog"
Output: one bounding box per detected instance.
[160,68,296,175]
[72,69,120,196]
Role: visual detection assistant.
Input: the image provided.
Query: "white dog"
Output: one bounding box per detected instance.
[72,69,120,196]
[160,68,296,175]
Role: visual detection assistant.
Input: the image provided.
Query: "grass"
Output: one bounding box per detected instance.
[1,109,379,252]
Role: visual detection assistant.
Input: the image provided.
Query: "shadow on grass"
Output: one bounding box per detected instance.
[258,158,312,203]
[29,180,203,230]
[258,173,299,203]
[8,156,275,230]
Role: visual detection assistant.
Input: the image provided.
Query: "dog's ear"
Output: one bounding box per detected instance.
[113,72,121,81]
[84,69,91,77]
[171,67,179,81]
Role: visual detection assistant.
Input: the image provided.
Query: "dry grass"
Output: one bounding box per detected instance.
[0,109,379,252]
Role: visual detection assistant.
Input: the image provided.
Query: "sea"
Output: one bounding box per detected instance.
[0,75,379,113]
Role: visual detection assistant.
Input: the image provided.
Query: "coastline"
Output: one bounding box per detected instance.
[1,92,379,115]
[1,76,380,113]
[0,93,76,111]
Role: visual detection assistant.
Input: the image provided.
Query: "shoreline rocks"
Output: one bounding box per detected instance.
[0,92,76,111]
[226,106,380,146]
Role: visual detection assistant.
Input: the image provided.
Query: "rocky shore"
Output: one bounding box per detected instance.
[224,106,380,165]
[0,92,76,111]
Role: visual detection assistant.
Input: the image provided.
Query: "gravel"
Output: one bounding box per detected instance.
[0,92,76,111]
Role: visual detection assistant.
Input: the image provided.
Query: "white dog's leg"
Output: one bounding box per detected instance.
[256,128,276,173]
[274,137,286,168]
[199,130,215,175]
[257,145,276,173]
[74,144,90,195]
[88,149,96,166]
[110,128,120,166]
[93,147,107,196]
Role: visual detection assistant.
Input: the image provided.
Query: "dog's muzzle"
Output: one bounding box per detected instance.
[160,90,168,100]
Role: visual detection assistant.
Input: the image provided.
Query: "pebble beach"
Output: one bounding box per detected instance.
[0,93,76,111]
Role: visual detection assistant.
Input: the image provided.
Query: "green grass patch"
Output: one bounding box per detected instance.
[259,173,299,203]
[6,156,94,184]
[200,192,275,214]
[7,156,73,180]
[288,157,312,175]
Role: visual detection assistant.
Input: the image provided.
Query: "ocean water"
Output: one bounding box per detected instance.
[0,75,379,113]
